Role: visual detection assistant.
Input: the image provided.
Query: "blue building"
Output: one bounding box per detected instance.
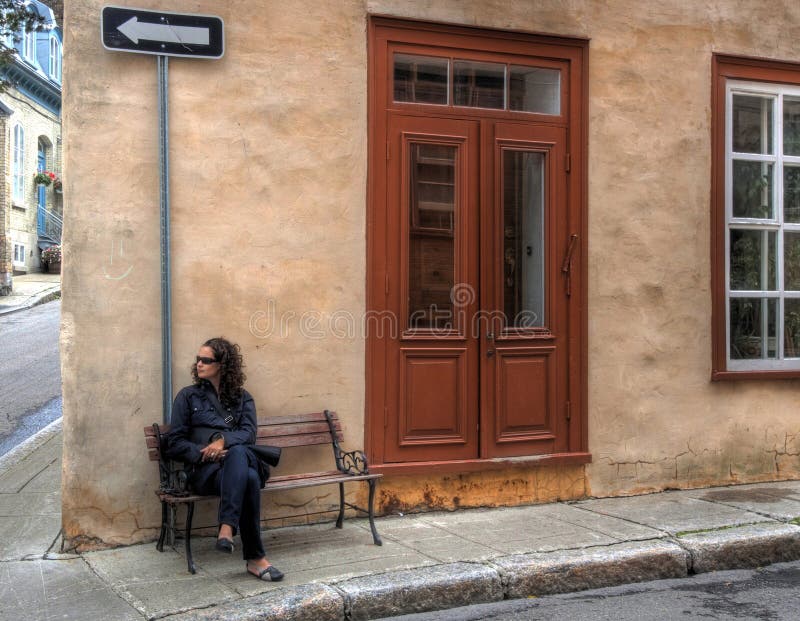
[0,0,62,293]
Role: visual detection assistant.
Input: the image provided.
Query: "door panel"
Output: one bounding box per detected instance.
[399,348,469,446]
[481,122,569,458]
[384,115,480,463]
[494,346,557,445]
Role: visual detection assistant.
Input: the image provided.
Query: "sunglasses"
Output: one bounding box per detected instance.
[196,356,218,365]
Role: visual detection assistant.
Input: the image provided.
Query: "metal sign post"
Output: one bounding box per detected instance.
[157,55,171,424]
[101,6,224,423]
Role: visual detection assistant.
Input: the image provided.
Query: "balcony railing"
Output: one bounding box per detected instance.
[37,207,62,244]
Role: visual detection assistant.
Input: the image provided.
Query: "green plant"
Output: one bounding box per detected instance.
[33,170,56,186]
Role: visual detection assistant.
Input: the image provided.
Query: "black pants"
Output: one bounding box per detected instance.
[195,444,265,560]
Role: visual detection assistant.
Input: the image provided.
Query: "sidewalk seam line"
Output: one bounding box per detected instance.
[564,503,672,536]
[81,554,149,619]
[686,495,799,523]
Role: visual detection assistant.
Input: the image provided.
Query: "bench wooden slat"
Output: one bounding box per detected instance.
[255,432,337,448]
[256,421,341,437]
[157,472,381,504]
[260,412,333,425]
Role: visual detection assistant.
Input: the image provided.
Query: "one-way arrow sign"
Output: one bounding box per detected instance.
[102,6,224,59]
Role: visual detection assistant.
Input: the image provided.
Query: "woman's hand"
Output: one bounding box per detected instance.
[200,437,227,462]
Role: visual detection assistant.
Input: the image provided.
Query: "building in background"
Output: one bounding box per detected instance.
[0,0,61,294]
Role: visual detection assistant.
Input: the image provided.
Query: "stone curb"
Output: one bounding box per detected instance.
[0,284,61,316]
[162,584,344,621]
[334,562,503,621]
[678,522,800,574]
[0,416,63,474]
[493,539,689,598]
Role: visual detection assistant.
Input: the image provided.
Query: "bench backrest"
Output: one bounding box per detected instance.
[144,410,343,462]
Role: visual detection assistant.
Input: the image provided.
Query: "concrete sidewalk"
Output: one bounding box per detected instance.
[3,425,800,621]
[0,272,61,316]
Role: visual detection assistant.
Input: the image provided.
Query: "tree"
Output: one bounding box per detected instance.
[0,0,48,91]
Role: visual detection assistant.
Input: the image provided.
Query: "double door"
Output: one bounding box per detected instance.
[373,112,575,463]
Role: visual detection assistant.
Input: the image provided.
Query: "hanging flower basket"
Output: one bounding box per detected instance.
[33,171,57,187]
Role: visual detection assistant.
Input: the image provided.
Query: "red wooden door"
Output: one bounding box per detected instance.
[383,115,481,462]
[480,122,570,457]
[367,18,587,468]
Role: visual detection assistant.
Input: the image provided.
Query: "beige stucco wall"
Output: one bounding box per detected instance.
[63,0,800,548]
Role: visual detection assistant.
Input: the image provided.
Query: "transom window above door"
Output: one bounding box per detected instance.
[393,53,562,115]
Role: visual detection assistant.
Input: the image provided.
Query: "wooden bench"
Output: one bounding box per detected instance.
[144,410,383,573]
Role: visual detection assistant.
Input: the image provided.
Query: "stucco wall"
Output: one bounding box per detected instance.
[63,0,800,548]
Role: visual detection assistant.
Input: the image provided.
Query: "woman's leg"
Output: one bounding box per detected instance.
[217,445,250,532]
[239,466,266,560]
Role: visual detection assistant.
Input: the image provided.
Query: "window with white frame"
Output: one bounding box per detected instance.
[12,243,25,266]
[725,80,800,370]
[49,36,61,81]
[12,123,24,203]
[23,29,35,62]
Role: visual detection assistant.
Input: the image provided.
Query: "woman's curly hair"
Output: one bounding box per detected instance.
[191,337,247,408]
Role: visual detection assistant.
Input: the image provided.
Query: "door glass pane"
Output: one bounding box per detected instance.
[730,298,777,359]
[509,66,560,114]
[783,97,800,156]
[729,229,776,291]
[785,165,800,223]
[732,160,773,219]
[394,54,449,105]
[784,298,800,358]
[732,94,773,154]
[503,150,545,327]
[408,143,456,330]
[453,60,505,109]
[784,232,800,291]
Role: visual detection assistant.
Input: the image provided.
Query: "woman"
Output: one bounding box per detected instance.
[165,337,283,582]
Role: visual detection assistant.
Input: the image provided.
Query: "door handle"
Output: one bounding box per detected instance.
[486,349,495,357]
[561,233,578,297]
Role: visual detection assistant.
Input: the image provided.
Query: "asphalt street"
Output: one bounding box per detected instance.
[381,561,800,620]
[0,300,61,455]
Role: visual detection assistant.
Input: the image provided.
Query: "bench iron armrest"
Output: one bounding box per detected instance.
[153,423,190,497]
[323,410,371,476]
[337,449,370,476]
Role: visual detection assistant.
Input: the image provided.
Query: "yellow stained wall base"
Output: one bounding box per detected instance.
[367,465,587,514]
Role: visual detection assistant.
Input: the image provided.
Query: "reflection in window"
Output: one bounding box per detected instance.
[503,150,545,327]
[730,298,776,360]
[729,229,776,291]
[453,61,505,109]
[733,94,773,154]
[509,66,560,115]
[732,161,773,219]
[783,97,800,156]
[394,54,449,105]
[408,144,456,330]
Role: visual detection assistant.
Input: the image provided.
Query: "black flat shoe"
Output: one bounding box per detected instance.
[248,565,284,582]
[215,537,234,553]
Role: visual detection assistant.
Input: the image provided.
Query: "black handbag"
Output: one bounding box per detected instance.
[249,444,281,467]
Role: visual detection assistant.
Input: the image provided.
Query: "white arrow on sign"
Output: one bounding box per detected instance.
[117,16,210,45]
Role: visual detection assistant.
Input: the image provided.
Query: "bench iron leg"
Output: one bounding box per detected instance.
[167,503,176,547]
[156,501,168,552]
[185,502,196,574]
[336,482,345,529]
[367,479,382,546]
